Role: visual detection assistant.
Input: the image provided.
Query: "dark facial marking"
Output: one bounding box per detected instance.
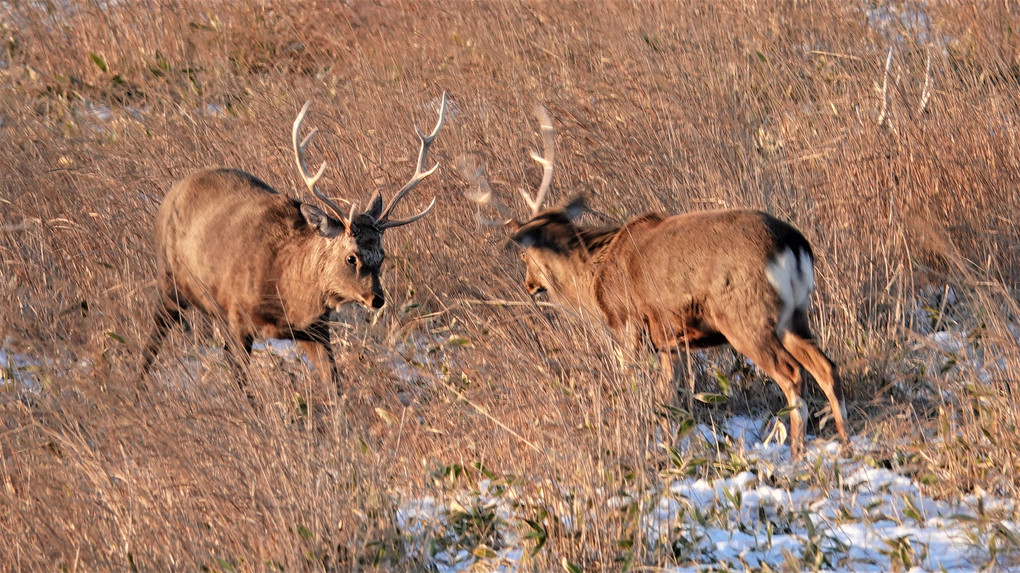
[349,214,385,271]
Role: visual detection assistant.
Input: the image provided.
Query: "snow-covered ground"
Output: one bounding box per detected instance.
[396,415,1019,572]
[3,330,1018,571]
[384,325,1020,572]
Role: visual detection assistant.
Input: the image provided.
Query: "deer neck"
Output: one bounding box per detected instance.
[542,248,601,319]
[567,225,624,319]
[274,235,332,326]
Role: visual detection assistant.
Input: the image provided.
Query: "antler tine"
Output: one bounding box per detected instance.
[519,104,555,216]
[455,153,516,225]
[347,202,357,228]
[377,92,448,226]
[378,197,436,230]
[292,100,349,224]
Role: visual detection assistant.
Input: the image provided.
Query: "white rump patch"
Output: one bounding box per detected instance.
[766,247,815,334]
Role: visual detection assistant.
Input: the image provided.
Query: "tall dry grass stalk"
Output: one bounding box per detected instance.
[1,0,1019,569]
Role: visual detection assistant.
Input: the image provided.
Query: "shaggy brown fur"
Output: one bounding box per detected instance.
[512,198,850,459]
[142,168,391,401]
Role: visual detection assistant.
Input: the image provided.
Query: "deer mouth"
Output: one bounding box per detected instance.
[326,293,355,312]
[327,292,383,312]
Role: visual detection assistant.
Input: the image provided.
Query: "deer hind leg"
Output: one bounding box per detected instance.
[782,311,851,455]
[727,332,808,460]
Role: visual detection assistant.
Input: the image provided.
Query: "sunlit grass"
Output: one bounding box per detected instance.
[1,0,1019,570]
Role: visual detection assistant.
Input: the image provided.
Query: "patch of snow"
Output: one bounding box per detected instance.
[396,479,525,572]
[251,339,301,363]
[204,103,227,117]
[392,412,1019,572]
[0,347,44,393]
[929,330,966,354]
[386,332,460,394]
[89,102,112,122]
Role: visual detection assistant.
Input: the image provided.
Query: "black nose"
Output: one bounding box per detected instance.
[371,295,385,309]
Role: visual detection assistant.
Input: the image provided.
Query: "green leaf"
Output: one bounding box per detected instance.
[712,370,732,396]
[756,50,768,63]
[296,524,314,540]
[902,495,924,523]
[939,357,957,374]
[90,52,108,72]
[447,335,472,347]
[668,446,684,469]
[693,506,708,527]
[694,392,728,405]
[471,461,496,480]
[472,544,497,559]
[687,457,708,469]
[994,523,1020,546]
[675,417,695,440]
[722,485,743,509]
[659,403,691,419]
[776,405,797,417]
[374,407,398,425]
[801,509,817,538]
[524,518,548,556]
[106,331,126,344]
[562,558,583,573]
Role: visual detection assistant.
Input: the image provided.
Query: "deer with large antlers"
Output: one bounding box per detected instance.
[460,105,849,459]
[143,94,447,403]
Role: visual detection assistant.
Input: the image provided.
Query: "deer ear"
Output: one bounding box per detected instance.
[511,227,538,248]
[564,196,587,220]
[300,204,344,238]
[366,191,383,220]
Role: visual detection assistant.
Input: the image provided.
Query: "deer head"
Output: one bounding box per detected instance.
[293,94,447,310]
[459,104,600,309]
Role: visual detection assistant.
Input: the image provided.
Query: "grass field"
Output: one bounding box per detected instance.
[2,1,1020,570]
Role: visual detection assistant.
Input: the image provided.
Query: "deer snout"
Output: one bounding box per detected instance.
[349,292,384,311]
[367,276,386,310]
[351,287,385,310]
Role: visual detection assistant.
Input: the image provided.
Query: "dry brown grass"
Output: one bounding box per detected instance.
[2,1,1020,570]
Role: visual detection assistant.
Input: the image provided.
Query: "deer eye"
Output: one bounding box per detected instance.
[346,254,358,266]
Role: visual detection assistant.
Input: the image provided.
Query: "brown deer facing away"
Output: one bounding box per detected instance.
[143,94,447,403]
[461,105,849,459]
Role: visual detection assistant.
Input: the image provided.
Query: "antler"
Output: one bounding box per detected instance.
[456,153,517,226]
[376,92,448,230]
[520,104,555,216]
[457,103,557,226]
[292,101,354,226]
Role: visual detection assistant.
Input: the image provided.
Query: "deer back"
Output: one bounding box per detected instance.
[154,95,446,339]
[156,168,384,334]
[593,209,814,348]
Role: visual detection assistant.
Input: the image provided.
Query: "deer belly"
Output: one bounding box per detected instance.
[643,309,726,351]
